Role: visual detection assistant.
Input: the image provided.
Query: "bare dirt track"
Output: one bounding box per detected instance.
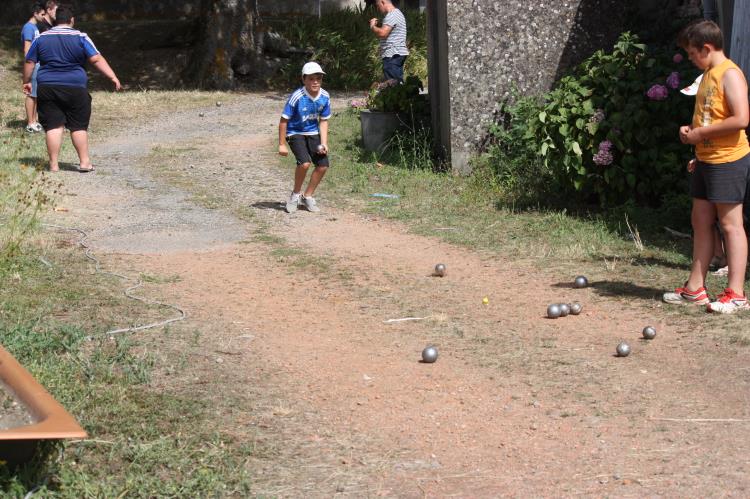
[46,93,750,497]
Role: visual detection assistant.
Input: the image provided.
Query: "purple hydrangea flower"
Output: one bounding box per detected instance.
[673,53,683,64]
[666,72,681,90]
[646,84,669,101]
[593,140,614,166]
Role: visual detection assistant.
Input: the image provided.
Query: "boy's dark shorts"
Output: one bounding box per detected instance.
[287,134,329,167]
[690,153,750,204]
[37,84,92,132]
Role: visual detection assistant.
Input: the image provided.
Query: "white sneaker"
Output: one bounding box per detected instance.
[32,122,43,132]
[285,192,301,213]
[706,288,750,314]
[302,195,320,212]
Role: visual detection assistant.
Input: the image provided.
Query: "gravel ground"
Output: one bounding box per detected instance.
[44,92,289,253]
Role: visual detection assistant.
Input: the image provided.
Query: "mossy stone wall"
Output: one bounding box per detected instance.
[445,0,635,172]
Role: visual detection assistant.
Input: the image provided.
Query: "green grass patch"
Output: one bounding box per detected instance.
[0,248,253,496]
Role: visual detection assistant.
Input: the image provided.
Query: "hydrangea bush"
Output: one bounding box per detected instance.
[488,32,698,206]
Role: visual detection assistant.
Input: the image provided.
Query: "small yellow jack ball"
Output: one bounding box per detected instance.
[482,296,489,305]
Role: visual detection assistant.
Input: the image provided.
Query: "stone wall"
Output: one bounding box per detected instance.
[444,0,630,172]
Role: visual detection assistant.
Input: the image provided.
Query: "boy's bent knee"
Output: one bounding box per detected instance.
[297,162,312,170]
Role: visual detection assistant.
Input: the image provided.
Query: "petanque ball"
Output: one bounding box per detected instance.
[642,326,657,340]
[559,303,570,317]
[569,302,583,315]
[198,112,205,117]
[616,342,631,357]
[573,275,589,288]
[547,303,562,319]
[216,101,222,107]
[421,346,438,363]
[434,263,446,277]
[316,144,327,156]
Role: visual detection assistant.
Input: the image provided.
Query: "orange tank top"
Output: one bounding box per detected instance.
[692,58,750,163]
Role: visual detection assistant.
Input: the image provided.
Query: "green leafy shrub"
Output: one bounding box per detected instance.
[367,76,428,116]
[273,7,427,90]
[488,32,699,207]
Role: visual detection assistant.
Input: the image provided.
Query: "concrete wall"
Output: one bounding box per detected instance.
[442,0,630,173]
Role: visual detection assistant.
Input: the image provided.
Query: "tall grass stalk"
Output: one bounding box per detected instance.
[0,165,52,262]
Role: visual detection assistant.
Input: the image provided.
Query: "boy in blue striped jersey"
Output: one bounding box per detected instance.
[279,62,332,213]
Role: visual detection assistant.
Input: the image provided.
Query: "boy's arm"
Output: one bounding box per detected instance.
[369,17,393,39]
[22,60,35,95]
[319,119,329,154]
[23,40,32,57]
[88,54,121,90]
[279,118,289,156]
[686,68,749,144]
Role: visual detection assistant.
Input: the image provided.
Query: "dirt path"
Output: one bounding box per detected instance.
[46,93,750,497]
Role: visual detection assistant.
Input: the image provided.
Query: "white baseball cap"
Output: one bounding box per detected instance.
[301,61,326,76]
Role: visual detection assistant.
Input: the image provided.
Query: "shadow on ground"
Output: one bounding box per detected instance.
[591,280,664,300]
[251,201,285,211]
[551,279,665,300]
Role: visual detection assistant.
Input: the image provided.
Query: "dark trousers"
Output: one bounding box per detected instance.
[382,55,407,83]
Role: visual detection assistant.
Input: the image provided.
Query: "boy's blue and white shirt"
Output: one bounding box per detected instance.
[281,87,331,136]
[26,26,100,88]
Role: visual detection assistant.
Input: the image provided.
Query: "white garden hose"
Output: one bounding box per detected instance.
[43,224,187,338]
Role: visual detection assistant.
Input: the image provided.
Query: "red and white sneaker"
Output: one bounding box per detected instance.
[706,288,750,314]
[663,284,710,305]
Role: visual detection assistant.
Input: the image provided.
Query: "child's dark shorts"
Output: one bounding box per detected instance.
[37,84,92,132]
[287,134,329,167]
[690,153,750,204]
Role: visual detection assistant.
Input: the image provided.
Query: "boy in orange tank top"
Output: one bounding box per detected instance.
[663,20,750,313]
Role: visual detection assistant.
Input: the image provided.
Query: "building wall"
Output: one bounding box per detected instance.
[444,0,630,173]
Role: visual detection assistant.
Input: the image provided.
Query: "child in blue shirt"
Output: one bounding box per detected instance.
[279,62,332,213]
[21,2,46,133]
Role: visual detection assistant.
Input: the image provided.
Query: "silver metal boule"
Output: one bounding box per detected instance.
[616,342,631,357]
[434,263,446,277]
[316,144,327,155]
[422,346,438,363]
[574,275,589,288]
[569,302,582,315]
[547,303,562,319]
[559,303,570,317]
[642,326,657,340]
[216,101,222,107]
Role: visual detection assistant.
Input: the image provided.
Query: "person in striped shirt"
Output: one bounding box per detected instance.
[369,0,409,83]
